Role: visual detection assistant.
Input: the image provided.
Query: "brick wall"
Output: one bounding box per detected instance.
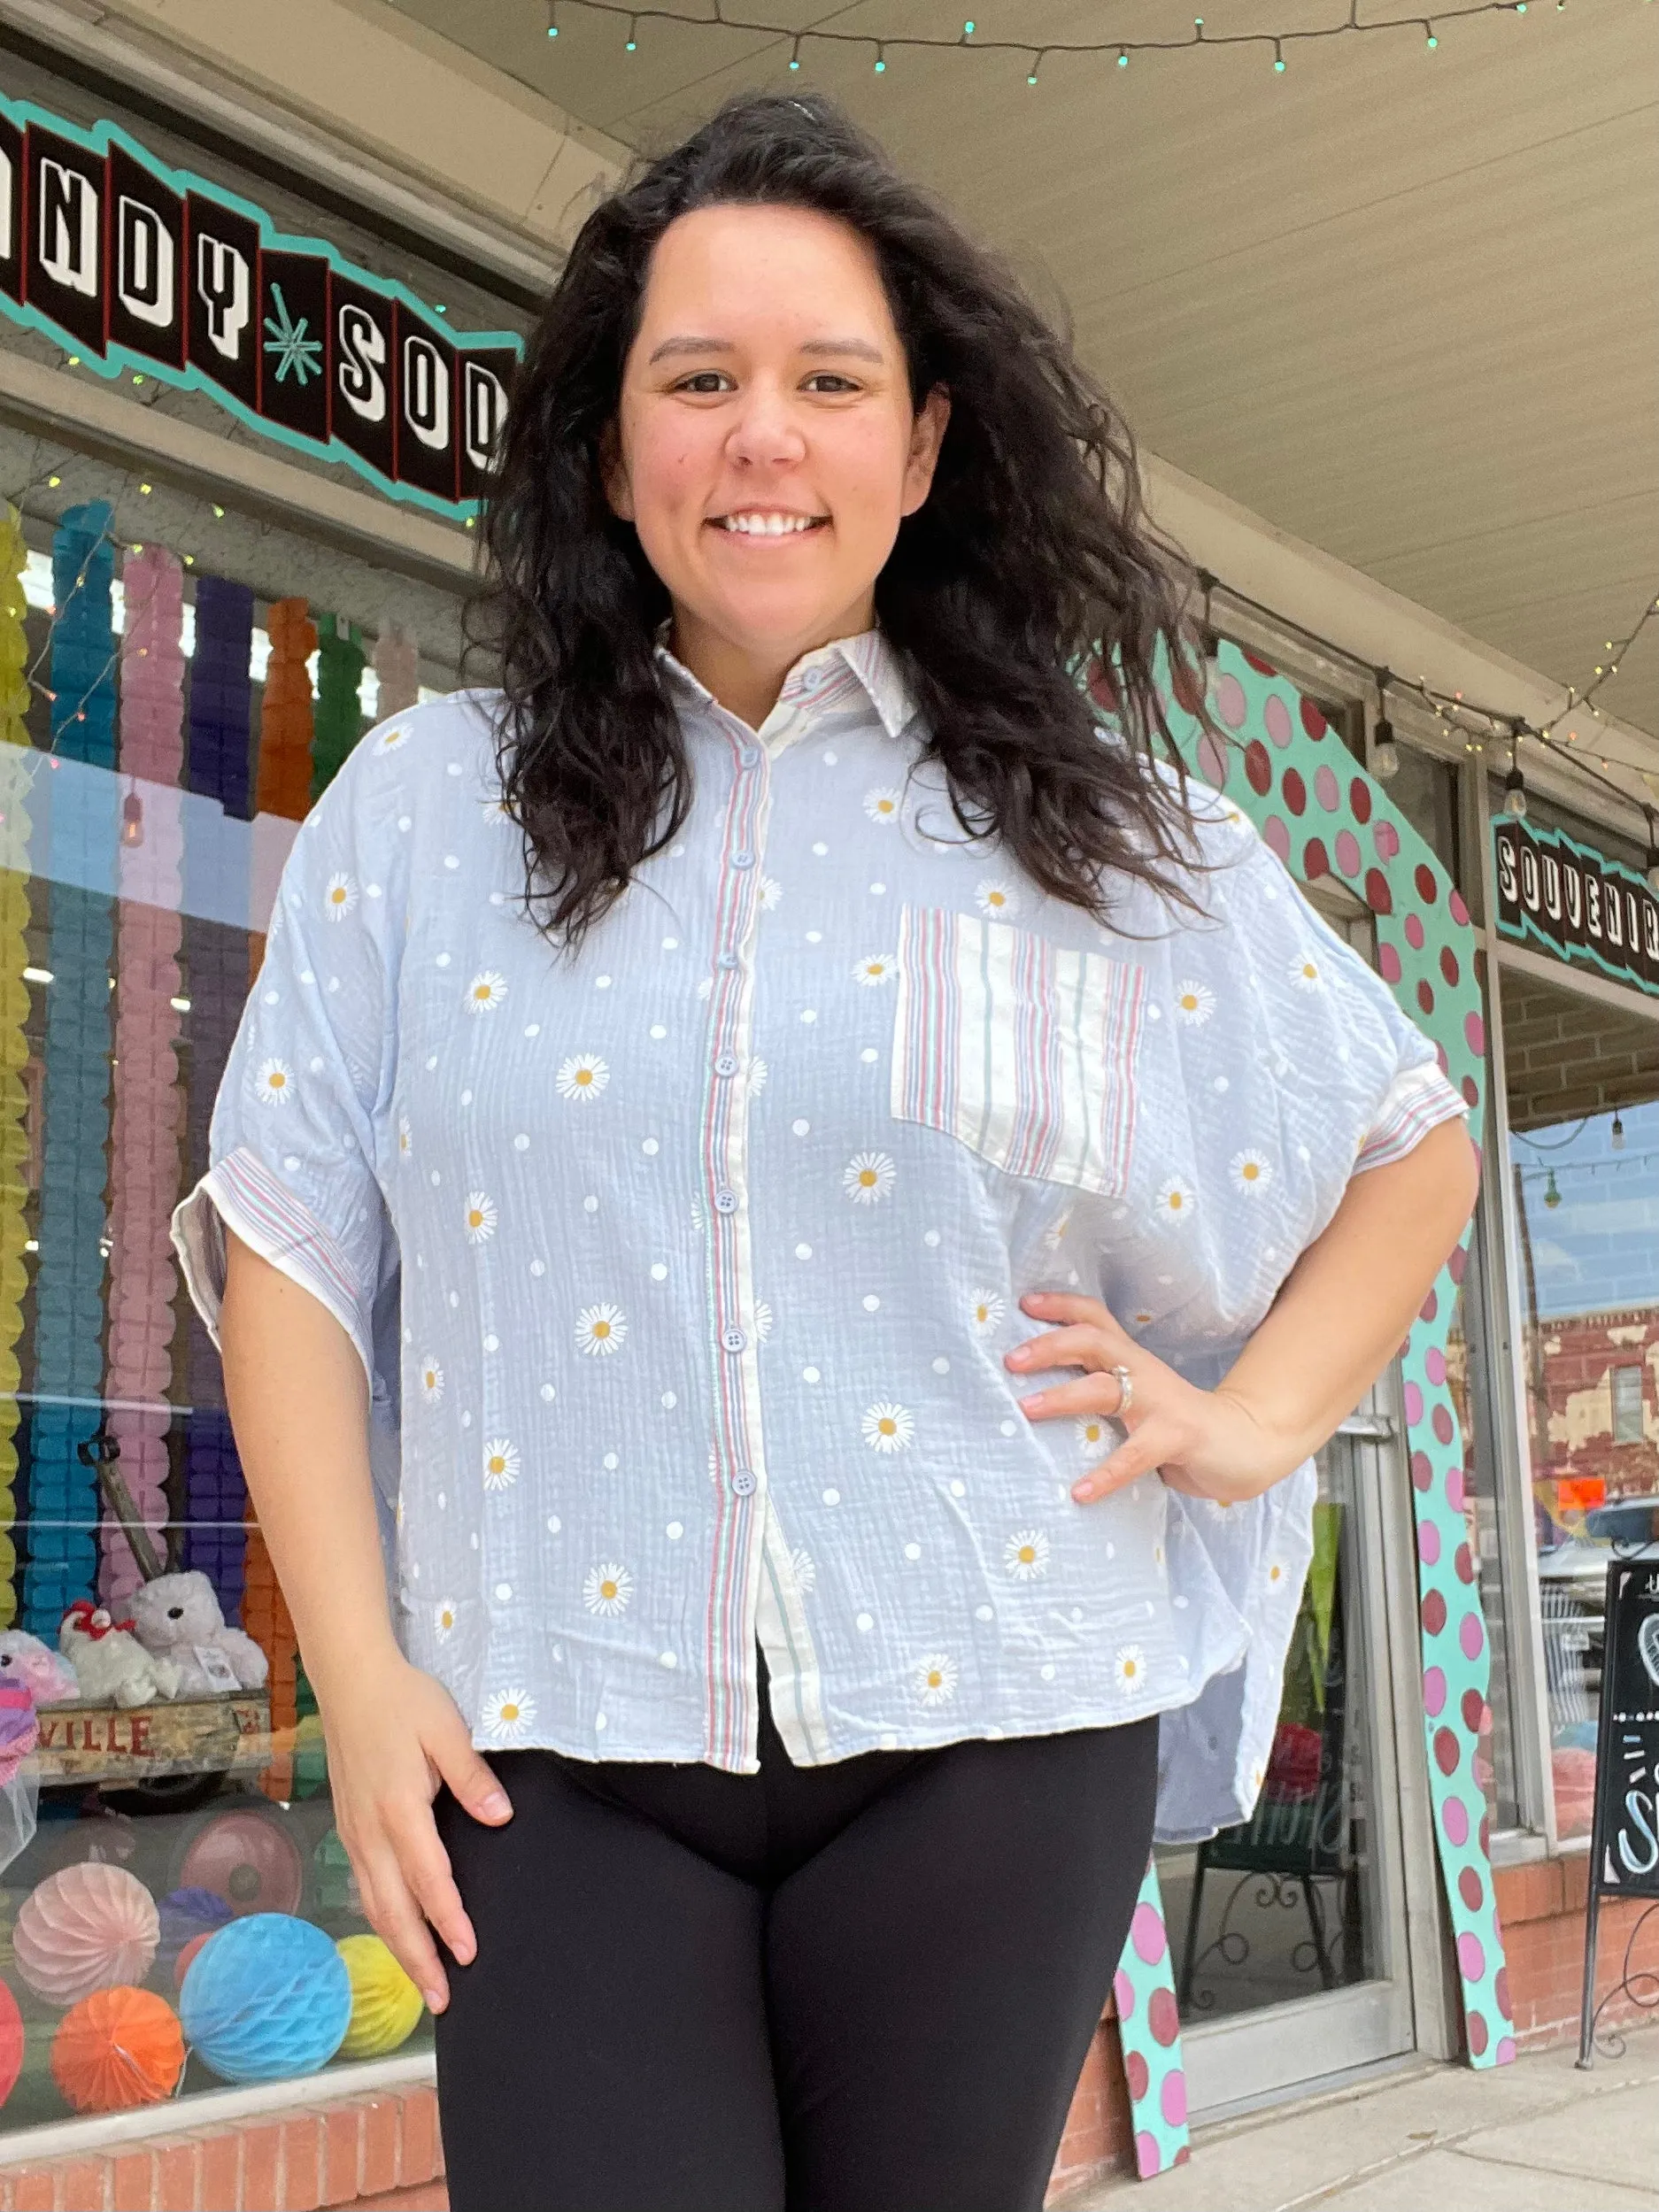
[0,2025,1140,2210]
[1495,1854,1659,2048]
[1501,967,1659,1132]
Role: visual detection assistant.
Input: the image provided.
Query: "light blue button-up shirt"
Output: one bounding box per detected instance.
[174,628,1464,1838]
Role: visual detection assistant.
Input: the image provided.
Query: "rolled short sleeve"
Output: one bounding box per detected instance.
[1205,808,1468,1185]
[172,743,403,1387]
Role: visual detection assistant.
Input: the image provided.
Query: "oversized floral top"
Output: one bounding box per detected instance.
[174,626,1466,1839]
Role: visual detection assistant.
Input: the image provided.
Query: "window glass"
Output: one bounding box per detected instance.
[0,427,470,2127]
[1501,961,1659,1841]
[1386,744,1461,883]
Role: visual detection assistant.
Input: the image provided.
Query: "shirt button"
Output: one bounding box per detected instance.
[717,951,739,970]
[714,1054,740,1078]
[739,744,761,767]
[729,849,755,869]
[802,667,822,692]
[730,1468,758,1497]
[721,1326,747,1353]
[714,1188,738,1214]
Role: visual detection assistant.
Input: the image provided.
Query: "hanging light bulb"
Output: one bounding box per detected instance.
[120,790,144,848]
[1611,1112,1626,1153]
[1503,725,1528,819]
[1196,569,1222,680]
[1543,1168,1562,1211]
[1372,667,1400,781]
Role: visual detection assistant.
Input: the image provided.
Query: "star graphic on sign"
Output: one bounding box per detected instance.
[262,282,322,387]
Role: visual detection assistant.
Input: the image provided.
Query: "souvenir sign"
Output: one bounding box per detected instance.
[0,89,522,520]
[1493,814,1659,999]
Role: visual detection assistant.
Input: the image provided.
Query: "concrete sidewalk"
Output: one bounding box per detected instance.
[1068,2031,1659,2209]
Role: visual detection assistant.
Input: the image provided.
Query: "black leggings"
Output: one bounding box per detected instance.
[434,1676,1159,2212]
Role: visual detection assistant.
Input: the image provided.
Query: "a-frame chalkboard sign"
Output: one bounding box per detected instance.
[1578,1559,1659,2066]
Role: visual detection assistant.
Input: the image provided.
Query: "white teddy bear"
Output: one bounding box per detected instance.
[129,1571,269,1699]
[59,1601,182,1707]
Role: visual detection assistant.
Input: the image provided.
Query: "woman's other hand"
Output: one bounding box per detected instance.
[1004,1291,1289,1506]
[322,1650,513,2013]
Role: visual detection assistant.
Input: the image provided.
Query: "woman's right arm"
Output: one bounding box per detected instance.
[220,1227,512,2013]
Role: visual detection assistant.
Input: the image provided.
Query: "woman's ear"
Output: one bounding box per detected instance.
[598,418,635,521]
[900,384,952,519]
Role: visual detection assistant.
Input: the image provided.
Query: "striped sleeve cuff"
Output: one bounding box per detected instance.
[1353,1061,1470,1175]
[170,1145,372,1385]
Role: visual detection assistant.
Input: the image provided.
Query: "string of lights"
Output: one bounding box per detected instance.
[547,0,1565,77]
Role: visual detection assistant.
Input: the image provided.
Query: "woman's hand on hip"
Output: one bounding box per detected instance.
[320,1648,513,2013]
[1003,1291,1300,1507]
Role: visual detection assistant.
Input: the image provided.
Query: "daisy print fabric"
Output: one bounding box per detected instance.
[173,632,1465,1838]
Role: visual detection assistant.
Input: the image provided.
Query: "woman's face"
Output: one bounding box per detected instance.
[604,202,950,675]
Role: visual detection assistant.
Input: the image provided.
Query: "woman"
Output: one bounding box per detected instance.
[176,89,1478,2212]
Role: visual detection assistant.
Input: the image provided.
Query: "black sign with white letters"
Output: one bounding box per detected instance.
[1492,815,1659,999]
[0,88,522,521]
[1591,1562,1659,1899]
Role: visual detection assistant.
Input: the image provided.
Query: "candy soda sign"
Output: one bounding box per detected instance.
[0,89,523,520]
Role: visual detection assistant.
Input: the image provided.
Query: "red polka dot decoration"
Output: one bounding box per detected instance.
[1154,635,1512,2071]
[1108,1862,1191,2176]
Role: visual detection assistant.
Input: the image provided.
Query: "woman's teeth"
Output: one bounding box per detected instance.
[714,513,824,536]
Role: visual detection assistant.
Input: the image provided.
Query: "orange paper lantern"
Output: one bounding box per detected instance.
[51,1985,184,2111]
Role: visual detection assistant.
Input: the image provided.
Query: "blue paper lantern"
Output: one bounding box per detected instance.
[180,1914,351,2082]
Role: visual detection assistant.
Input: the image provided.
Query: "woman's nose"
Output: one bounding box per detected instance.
[725,382,807,469]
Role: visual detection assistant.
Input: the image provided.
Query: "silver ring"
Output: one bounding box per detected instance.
[1110,1363,1134,1417]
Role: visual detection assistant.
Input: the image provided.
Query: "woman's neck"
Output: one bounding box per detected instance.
[668,597,876,734]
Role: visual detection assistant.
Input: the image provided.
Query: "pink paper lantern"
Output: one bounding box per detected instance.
[14,1862,160,2008]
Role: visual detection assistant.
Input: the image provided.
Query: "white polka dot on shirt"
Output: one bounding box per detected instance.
[822,1487,841,1506]
[999,1419,1017,1437]
[547,1515,561,1533]
[659,1651,678,1669]
[666,1521,683,1540]
[792,1119,810,1136]
[951,1480,966,1498]
[903,1543,921,1561]
[856,1611,873,1631]
[540,1382,556,1401]
[861,1048,878,1064]
[1040,1664,1056,1681]
[284,1155,299,1171]
[812,841,828,856]
[583,1195,598,1214]
[662,936,679,951]
[976,1603,993,1622]
[603,1453,618,1471]
[803,1366,821,1383]
[661,1391,677,1409]
[870,882,886,896]
[524,1023,540,1038]
[923,1229,941,1248]
[483,1334,498,1353]
[651,1262,668,1281]
[642,1137,660,1156]
[932,1357,950,1375]
[444,855,459,870]
[531,1260,546,1278]
[494,1582,512,1601]
[513,1133,529,1151]
[795,1243,813,1260]
[436,953,451,968]
[650,1024,667,1039]
[862,1294,880,1312]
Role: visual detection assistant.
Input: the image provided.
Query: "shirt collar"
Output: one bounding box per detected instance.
[652,620,920,747]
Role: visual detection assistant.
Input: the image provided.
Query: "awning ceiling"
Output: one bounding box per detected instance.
[397,0,1659,744]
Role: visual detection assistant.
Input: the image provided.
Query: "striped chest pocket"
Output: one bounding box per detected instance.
[891,904,1146,1195]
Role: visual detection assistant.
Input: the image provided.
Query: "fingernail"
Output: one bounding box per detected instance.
[480,1790,512,1819]
[424,1988,446,2013]
[1072,1482,1095,1501]
[1022,1391,1044,1411]
[1007,1347,1029,1365]
[453,1940,475,1965]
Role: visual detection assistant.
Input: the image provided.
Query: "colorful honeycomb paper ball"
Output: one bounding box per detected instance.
[51,1986,184,2111]
[336,1935,424,2059]
[180,1914,351,2082]
[13,1865,158,2008]
[0,1977,21,2108]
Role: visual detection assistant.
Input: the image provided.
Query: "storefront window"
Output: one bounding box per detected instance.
[1501,961,1659,1841]
[0,427,475,2123]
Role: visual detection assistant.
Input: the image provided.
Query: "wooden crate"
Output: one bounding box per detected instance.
[31,1694,273,1785]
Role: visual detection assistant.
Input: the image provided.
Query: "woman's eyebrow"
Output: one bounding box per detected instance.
[644,335,885,366]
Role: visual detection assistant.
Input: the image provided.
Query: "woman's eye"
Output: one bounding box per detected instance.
[674,372,731,395]
[805,374,860,394]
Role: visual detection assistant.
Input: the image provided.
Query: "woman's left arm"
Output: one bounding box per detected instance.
[1007,1116,1480,1504]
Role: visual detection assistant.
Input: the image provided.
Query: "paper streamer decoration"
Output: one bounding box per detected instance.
[0,507,32,1631]
[311,613,365,801]
[255,598,316,823]
[1154,639,1512,2070]
[24,504,117,1633]
[101,547,188,1607]
[1112,1861,1192,2177]
[180,574,258,1628]
[371,617,420,721]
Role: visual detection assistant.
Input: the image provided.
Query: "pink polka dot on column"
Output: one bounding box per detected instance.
[1374,820,1401,861]
[1496,2036,1516,2065]
[1335,829,1362,876]
[1135,2132,1161,2178]
[1457,1931,1486,1983]
[1314,763,1340,812]
[1214,674,1246,729]
[1423,1665,1447,1715]
[1461,1613,1485,1661]
[1450,889,1470,926]
[1464,1011,1485,1056]
[1262,814,1291,862]
[1263,693,1292,747]
[1419,1522,1441,1566]
[1447,1467,1465,1513]
[1403,1381,1424,1425]
[1404,913,1425,950]
[1161,2069,1188,2128]
[1378,942,1402,985]
[1114,1968,1136,2019]
[1425,1347,1447,1386]
[1130,1902,1168,1965]
[1442,1795,1470,1846]
[1197,732,1229,789]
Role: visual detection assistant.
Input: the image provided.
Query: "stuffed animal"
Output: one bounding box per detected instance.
[0,1628,81,1707]
[129,1572,269,1698]
[59,1603,182,1709]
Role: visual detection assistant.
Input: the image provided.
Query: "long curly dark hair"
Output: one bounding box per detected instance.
[475,87,1221,951]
